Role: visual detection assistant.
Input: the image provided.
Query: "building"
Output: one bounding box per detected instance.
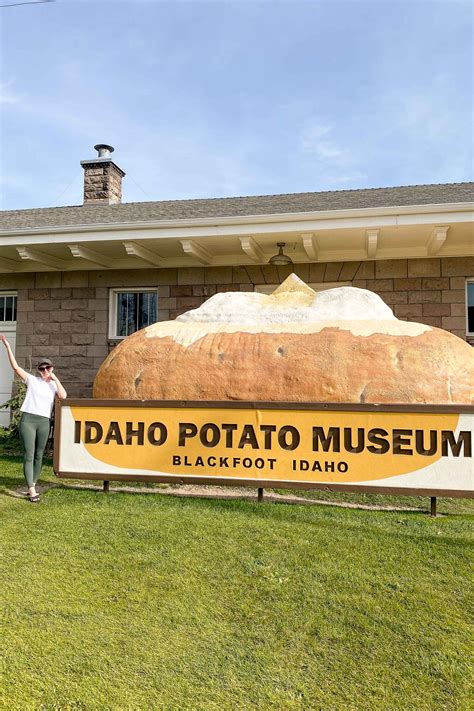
[0,145,473,424]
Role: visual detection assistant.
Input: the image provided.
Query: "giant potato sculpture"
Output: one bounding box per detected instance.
[94,275,474,404]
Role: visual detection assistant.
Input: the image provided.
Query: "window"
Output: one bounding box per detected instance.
[109,289,158,338]
[467,280,474,336]
[0,294,17,322]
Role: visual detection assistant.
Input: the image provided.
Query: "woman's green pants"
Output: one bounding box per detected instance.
[19,412,51,487]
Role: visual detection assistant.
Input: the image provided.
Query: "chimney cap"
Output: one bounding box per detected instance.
[94,144,115,158]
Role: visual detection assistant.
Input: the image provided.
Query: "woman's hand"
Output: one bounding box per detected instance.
[1,335,28,381]
[49,370,67,399]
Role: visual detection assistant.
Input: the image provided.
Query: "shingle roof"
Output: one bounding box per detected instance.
[1,182,472,231]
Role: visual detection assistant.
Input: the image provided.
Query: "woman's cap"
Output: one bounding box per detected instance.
[37,358,53,368]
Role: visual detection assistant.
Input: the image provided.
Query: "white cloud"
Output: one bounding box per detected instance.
[314,142,344,160]
[298,119,367,187]
[300,123,345,161]
[325,172,367,185]
[0,81,22,105]
[300,123,331,150]
[300,121,349,164]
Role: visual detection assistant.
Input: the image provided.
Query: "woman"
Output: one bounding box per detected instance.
[1,335,67,502]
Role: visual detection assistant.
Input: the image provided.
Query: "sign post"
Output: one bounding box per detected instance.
[54,399,474,507]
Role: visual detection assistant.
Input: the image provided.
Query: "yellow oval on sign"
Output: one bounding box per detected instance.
[70,405,465,484]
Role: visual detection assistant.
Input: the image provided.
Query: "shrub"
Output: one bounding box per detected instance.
[0,380,26,443]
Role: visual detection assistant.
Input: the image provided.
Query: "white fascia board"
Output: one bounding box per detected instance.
[0,201,472,245]
[2,210,473,250]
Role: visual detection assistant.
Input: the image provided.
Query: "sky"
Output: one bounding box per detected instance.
[0,0,472,211]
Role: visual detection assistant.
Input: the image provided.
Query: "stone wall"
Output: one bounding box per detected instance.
[82,161,124,205]
[4,255,472,398]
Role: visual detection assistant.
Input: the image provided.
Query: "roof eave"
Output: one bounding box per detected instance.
[0,200,472,237]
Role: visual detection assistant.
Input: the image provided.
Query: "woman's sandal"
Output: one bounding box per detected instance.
[28,494,40,503]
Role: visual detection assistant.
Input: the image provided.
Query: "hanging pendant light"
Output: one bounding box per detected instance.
[268,242,293,266]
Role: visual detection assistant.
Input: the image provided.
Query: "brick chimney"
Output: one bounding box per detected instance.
[80,144,125,205]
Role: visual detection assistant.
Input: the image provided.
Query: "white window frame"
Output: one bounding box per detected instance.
[466,279,474,337]
[109,288,159,339]
[255,282,351,295]
[0,292,17,428]
[0,291,18,325]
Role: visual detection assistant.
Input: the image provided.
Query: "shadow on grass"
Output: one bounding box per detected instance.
[1,449,471,519]
[30,481,435,522]
[0,471,455,520]
[37,478,433,515]
[0,478,27,491]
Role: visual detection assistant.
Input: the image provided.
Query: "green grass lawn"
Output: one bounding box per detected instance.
[1,451,473,710]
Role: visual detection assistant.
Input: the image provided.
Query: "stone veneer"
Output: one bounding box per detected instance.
[4,255,473,398]
[81,160,125,205]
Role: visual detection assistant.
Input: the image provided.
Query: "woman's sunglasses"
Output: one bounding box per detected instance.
[38,365,53,372]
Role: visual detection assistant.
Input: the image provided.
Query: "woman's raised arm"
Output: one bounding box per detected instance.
[1,335,28,383]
